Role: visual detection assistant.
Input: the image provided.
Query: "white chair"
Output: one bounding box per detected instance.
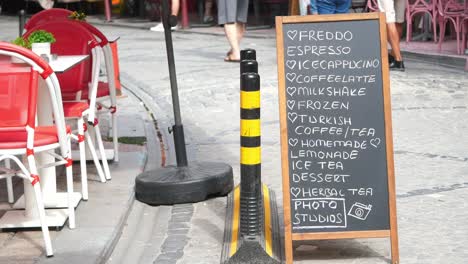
[25,9,120,163]
[25,20,111,200]
[0,42,77,256]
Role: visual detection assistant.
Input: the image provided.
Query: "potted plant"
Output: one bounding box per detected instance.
[27,30,56,59]
[10,36,31,63]
[68,11,87,21]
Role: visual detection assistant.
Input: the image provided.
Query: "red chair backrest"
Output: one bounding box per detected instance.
[77,21,109,47]
[25,8,109,47]
[24,21,97,94]
[24,8,72,32]
[0,63,38,132]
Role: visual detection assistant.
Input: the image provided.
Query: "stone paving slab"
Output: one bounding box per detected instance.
[2,15,468,264]
[96,24,468,264]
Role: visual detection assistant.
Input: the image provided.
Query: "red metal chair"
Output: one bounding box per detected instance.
[406,0,438,43]
[66,21,120,163]
[26,8,120,163]
[438,0,466,54]
[24,8,72,31]
[0,42,76,256]
[25,21,110,200]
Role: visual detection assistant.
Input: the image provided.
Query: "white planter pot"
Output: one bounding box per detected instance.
[31,42,51,58]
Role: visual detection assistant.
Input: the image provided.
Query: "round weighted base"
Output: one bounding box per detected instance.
[135,162,234,205]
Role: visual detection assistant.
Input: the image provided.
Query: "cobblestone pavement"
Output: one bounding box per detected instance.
[103,26,468,264]
[1,15,468,263]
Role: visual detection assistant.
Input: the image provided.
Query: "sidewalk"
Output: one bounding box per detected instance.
[85,15,468,71]
[1,13,468,264]
[96,22,468,264]
[0,87,153,264]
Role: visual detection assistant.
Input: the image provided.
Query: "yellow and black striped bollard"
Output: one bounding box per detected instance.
[240,71,262,237]
[221,50,281,264]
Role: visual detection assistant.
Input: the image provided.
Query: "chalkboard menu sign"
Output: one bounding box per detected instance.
[276,13,399,264]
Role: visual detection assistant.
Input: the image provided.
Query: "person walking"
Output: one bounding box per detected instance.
[377,0,406,71]
[218,0,249,62]
[150,0,180,32]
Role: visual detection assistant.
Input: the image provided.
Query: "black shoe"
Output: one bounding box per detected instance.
[388,54,395,64]
[389,60,405,71]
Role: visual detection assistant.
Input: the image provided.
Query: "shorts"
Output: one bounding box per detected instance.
[317,0,351,14]
[217,0,249,25]
[377,0,405,23]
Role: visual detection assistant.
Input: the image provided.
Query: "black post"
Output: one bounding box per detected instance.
[239,72,262,238]
[240,49,257,75]
[18,9,25,37]
[240,60,258,75]
[241,49,256,61]
[135,0,233,207]
[239,49,261,238]
[161,0,188,167]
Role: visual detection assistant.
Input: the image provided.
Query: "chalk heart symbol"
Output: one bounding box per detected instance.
[289,138,298,147]
[287,87,296,96]
[370,138,381,148]
[288,112,298,123]
[286,60,296,70]
[286,73,296,82]
[287,30,298,40]
[290,187,301,198]
[287,100,295,110]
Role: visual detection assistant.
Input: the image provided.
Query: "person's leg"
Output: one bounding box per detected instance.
[387,23,402,61]
[219,0,240,61]
[224,23,241,61]
[234,0,249,55]
[391,0,405,61]
[150,0,180,31]
[396,23,403,38]
[377,0,404,70]
[171,0,180,16]
[237,22,245,43]
[394,0,405,37]
[204,0,213,17]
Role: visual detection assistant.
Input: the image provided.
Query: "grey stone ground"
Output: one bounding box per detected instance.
[0,15,150,263]
[1,15,468,263]
[102,24,468,263]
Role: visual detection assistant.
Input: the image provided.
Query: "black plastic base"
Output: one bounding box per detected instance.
[221,185,282,263]
[226,238,281,264]
[135,162,233,205]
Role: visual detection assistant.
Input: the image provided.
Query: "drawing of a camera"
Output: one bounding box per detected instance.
[348,203,372,221]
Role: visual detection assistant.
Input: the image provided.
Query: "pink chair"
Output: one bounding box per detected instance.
[26,8,120,162]
[438,0,465,54]
[366,0,379,12]
[461,0,468,53]
[25,21,110,200]
[0,42,76,256]
[406,0,438,43]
